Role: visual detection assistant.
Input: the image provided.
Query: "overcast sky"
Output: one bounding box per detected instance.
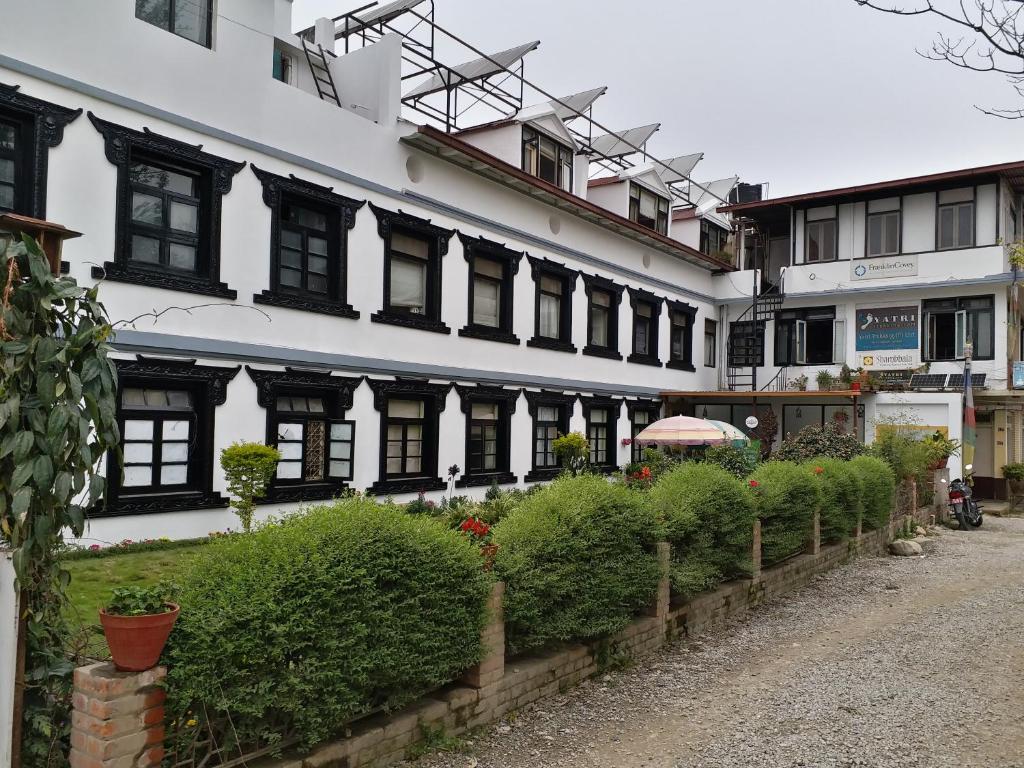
[292,0,1023,197]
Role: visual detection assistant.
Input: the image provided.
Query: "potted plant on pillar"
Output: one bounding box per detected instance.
[1002,463,1024,509]
[922,431,960,470]
[99,583,180,671]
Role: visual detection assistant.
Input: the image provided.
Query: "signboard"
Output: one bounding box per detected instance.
[856,304,919,369]
[1014,361,1024,389]
[850,255,918,281]
[744,416,759,429]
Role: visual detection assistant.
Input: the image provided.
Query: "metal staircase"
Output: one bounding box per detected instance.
[726,284,783,391]
[301,39,342,107]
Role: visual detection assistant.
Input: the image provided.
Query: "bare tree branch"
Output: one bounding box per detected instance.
[113,303,273,330]
[856,0,1024,116]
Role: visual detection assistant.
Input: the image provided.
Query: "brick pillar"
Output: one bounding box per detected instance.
[806,509,821,556]
[751,520,762,580]
[69,663,166,768]
[462,582,505,689]
[644,542,671,619]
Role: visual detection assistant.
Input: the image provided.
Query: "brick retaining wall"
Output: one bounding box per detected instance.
[73,506,929,768]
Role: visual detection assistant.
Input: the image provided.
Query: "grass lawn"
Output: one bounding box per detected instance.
[64,546,204,655]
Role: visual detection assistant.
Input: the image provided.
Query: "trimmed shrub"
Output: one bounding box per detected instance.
[748,461,819,565]
[775,422,864,462]
[804,458,863,543]
[492,474,661,654]
[851,455,896,530]
[164,497,492,750]
[701,444,757,479]
[649,463,756,598]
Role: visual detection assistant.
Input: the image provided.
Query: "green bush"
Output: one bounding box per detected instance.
[804,458,862,543]
[492,475,661,654]
[164,497,492,750]
[220,442,280,532]
[775,422,864,463]
[869,430,931,480]
[701,444,757,479]
[748,461,819,565]
[850,455,896,530]
[649,463,756,598]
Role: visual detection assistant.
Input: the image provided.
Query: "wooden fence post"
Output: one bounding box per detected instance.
[751,520,762,581]
[645,542,671,620]
[806,508,821,556]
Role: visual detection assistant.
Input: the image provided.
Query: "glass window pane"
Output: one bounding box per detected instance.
[957,204,973,247]
[868,216,882,256]
[473,277,500,327]
[475,257,503,279]
[329,460,351,478]
[307,398,325,413]
[539,293,560,338]
[471,402,499,420]
[130,235,160,263]
[308,237,328,257]
[308,255,328,275]
[280,247,302,268]
[122,388,146,407]
[331,422,353,440]
[308,274,328,293]
[173,0,210,45]
[0,184,13,211]
[280,267,302,287]
[540,275,562,294]
[0,124,16,150]
[277,460,302,479]
[386,441,403,458]
[130,162,193,195]
[537,406,558,422]
[884,213,899,253]
[390,256,426,312]
[123,466,152,487]
[386,457,403,474]
[123,443,153,463]
[329,441,352,460]
[169,243,196,271]
[590,409,607,423]
[277,422,303,440]
[284,203,327,231]
[163,420,190,440]
[162,442,189,462]
[135,0,171,28]
[406,457,421,473]
[406,424,422,440]
[281,229,302,249]
[166,390,192,409]
[278,442,302,460]
[388,399,424,418]
[169,201,198,233]
[391,231,429,259]
[131,192,162,225]
[406,441,422,459]
[123,420,154,440]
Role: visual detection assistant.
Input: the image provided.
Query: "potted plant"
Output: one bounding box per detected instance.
[99,583,180,672]
[1002,463,1024,491]
[816,370,835,392]
[838,364,853,389]
[921,430,960,470]
[789,374,808,391]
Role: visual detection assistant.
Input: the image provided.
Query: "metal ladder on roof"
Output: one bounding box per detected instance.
[301,38,341,107]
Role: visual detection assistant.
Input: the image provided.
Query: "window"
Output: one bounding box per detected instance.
[629,182,669,234]
[459,234,523,345]
[0,84,80,219]
[704,319,717,367]
[628,288,662,366]
[135,0,212,47]
[370,204,454,334]
[866,210,900,257]
[90,114,243,298]
[527,257,578,353]
[273,49,293,84]
[103,359,238,517]
[727,321,765,367]
[628,401,660,463]
[525,391,575,481]
[368,379,450,494]
[582,397,621,471]
[923,295,994,361]
[252,166,363,317]
[667,301,697,371]
[522,126,573,192]
[456,385,519,487]
[582,273,624,359]
[775,307,844,366]
[274,400,354,482]
[806,219,837,262]
[937,192,974,250]
[700,220,730,257]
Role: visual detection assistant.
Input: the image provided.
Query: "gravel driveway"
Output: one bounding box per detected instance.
[414,517,1024,768]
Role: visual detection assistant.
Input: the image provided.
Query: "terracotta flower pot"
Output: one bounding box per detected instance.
[99,603,180,672]
[851,381,861,392]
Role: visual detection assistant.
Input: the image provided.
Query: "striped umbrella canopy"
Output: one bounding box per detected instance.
[705,419,751,446]
[633,415,729,446]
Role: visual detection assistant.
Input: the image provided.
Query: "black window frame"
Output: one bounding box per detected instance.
[135,0,213,48]
[245,367,362,503]
[458,233,523,345]
[865,208,901,257]
[805,217,838,263]
[774,306,838,367]
[526,256,578,353]
[581,272,624,360]
[367,378,450,495]
[369,203,453,335]
[627,287,663,367]
[936,196,975,251]
[581,395,622,473]
[101,358,238,517]
[251,165,364,318]
[728,320,766,367]
[704,318,717,368]
[524,390,576,482]
[89,113,243,298]
[455,385,521,488]
[627,399,661,464]
[521,125,574,191]
[628,181,669,235]
[666,299,697,371]
[0,83,81,219]
[922,295,995,362]
[699,219,731,257]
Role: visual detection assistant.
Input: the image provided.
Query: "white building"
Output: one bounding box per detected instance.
[0,0,743,543]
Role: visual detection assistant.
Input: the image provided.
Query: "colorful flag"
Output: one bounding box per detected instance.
[962,355,975,475]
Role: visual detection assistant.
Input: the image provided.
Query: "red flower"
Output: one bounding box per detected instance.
[641,466,652,479]
[88,544,101,551]
[460,519,473,532]
[814,466,824,475]
[749,480,760,488]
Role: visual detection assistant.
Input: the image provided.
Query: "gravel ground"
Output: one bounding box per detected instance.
[414,517,1024,768]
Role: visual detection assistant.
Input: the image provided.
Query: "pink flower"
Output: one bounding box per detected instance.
[89,544,101,551]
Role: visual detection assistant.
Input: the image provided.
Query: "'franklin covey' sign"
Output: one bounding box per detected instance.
[850,255,918,281]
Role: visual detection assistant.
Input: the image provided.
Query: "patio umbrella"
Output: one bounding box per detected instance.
[633,415,729,446]
[705,419,751,447]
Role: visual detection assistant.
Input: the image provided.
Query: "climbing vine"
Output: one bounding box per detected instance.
[0,235,119,765]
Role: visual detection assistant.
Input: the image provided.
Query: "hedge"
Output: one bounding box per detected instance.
[748,461,819,565]
[649,463,756,598]
[805,457,863,543]
[776,422,864,462]
[492,474,662,654]
[163,497,492,750]
[850,455,896,530]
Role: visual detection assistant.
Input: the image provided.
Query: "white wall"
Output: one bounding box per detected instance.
[864,392,964,479]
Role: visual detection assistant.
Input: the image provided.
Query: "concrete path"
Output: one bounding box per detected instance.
[416,518,1024,768]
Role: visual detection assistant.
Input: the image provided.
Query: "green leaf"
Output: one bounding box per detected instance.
[12,487,32,517]
[32,456,53,490]
[53,471,72,503]
[67,504,85,536]
[12,461,33,490]
[13,431,34,462]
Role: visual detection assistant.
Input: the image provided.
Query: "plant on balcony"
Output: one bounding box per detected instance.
[1008,240,1024,272]
[789,374,808,391]
[816,370,835,391]
[838,364,853,387]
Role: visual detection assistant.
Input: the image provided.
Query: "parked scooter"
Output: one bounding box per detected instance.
[947,463,983,530]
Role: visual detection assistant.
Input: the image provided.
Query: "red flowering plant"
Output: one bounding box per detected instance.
[458,516,492,543]
[813,466,824,475]
[624,465,654,490]
[748,479,760,489]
